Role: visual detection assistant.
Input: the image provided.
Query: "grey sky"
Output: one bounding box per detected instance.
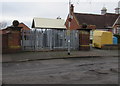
[0,0,120,27]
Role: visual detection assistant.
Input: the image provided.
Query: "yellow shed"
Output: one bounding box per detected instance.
[92,30,113,48]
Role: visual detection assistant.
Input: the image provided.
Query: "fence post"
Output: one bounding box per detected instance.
[21,29,25,51]
[34,29,37,51]
[49,29,52,50]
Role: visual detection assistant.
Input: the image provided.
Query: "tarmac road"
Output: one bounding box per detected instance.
[2,56,118,84]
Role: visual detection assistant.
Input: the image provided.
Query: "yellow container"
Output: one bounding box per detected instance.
[92,30,113,48]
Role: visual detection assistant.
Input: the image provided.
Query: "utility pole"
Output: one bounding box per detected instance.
[67,0,71,55]
[118,1,120,14]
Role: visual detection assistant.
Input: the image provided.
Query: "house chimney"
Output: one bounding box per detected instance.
[101,7,107,15]
[115,1,120,14]
[70,4,74,14]
[57,16,61,19]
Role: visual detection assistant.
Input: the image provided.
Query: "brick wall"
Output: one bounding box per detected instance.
[2,30,21,53]
[65,14,80,30]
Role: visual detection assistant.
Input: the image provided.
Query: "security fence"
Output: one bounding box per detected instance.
[21,29,79,51]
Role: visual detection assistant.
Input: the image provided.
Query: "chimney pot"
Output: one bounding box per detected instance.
[101,7,107,15]
[70,4,74,14]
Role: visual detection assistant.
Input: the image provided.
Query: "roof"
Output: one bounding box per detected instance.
[115,16,120,25]
[0,23,29,34]
[18,23,30,30]
[32,17,66,29]
[0,29,11,35]
[74,13,119,29]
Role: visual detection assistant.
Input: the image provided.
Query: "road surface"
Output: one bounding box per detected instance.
[2,56,118,84]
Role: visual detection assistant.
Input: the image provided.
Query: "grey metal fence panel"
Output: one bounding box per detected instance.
[21,29,79,51]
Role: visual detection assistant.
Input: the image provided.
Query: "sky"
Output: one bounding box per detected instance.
[0,0,120,28]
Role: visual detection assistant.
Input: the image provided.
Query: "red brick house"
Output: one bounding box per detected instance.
[18,22,30,30]
[65,4,120,46]
[1,21,30,53]
[65,4,120,32]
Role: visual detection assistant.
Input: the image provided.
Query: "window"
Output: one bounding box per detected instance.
[117,27,120,34]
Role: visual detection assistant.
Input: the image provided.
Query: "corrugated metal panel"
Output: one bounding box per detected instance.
[32,17,66,29]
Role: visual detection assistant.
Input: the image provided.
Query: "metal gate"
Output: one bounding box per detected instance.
[21,29,79,51]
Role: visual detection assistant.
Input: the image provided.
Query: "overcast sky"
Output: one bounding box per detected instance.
[0,0,120,27]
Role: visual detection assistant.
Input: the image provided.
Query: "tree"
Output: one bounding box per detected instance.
[0,21,7,29]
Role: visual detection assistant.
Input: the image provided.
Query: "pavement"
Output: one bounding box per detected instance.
[2,48,119,63]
